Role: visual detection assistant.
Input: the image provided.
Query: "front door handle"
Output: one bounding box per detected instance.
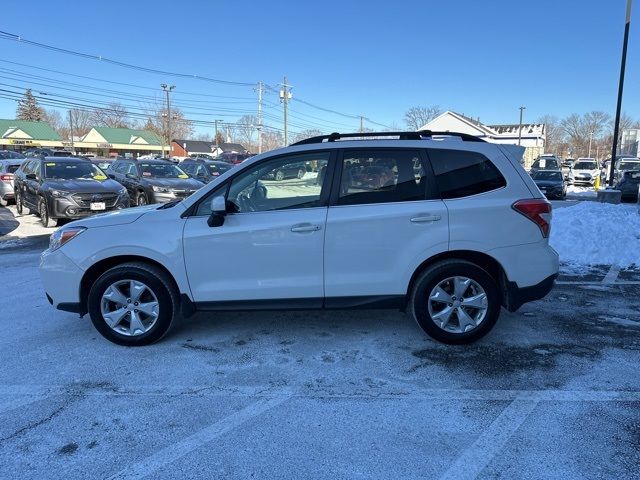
[291,223,322,233]
[410,214,442,223]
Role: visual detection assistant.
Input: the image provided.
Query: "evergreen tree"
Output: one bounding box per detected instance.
[16,89,45,121]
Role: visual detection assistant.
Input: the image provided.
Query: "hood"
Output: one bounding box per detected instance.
[64,204,160,229]
[143,177,204,190]
[43,178,124,193]
[572,168,598,174]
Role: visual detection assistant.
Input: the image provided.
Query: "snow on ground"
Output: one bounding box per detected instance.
[550,201,640,269]
[566,185,597,198]
[0,205,55,249]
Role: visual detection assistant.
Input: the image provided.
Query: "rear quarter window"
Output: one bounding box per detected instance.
[428,149,506,199]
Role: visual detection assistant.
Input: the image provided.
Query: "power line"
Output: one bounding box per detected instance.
[0,31,255,87]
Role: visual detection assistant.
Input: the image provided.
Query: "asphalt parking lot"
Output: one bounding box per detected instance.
[1,205,639,479]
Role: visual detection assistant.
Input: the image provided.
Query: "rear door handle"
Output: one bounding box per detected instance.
[410,214,441,223]
[291,223,322,233]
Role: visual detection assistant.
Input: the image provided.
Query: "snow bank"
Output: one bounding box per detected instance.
[566,185,597,198]
[550,201,640,268]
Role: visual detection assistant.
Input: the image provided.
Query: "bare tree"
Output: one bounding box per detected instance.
[90,103,131,128]
[261,129,284,152]
[141,104,194,144]
[42,109,63,135]
[69,109,93,138]
[234,115,258,150]
[537,114,563,154]
[404,105,442,131]
[291,129,322,144]
[16,89,44,121]
[194,132,213,142]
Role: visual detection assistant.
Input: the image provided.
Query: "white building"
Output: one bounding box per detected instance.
[420,111,546,167]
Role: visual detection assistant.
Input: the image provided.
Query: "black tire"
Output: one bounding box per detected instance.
[87,262,179,346]
[136,191,148,206]
[15,192,29,215]
[39,199,58,228]
[275,170,285,181]
[409,260,501,344]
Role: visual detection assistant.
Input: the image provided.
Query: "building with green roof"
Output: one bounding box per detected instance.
[0,119,63,149]
[79,127,164,156]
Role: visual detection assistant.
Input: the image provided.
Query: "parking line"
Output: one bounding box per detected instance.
[439,395,540,480]
[603,265,621,284]
[107,394,292,480]
[556,280,640,285]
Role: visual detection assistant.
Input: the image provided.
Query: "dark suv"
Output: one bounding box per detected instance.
[107,159,205,206]
[13,157,129,227]
[178,158,234,183]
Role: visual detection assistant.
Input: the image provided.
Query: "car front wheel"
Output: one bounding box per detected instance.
[87,262,179,346]
[15,192,29,215]
[136,192,148,206]
[409,260,500,344]
[39,199,57,228]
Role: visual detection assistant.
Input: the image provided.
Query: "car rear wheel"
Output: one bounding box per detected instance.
[39,199,57,228]
[136,192,148,206]
[87,262,179,346]
[275,170,285,181]
[409,260,500,344]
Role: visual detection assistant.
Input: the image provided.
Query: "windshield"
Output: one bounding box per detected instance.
[618,161,640,171]
[532,159,559,169]
[44,161,107,180]
[533,171,562,181]
[573,161,597,170]
[207,162,232,174]
[7,164,21,173]
[139,162,189,179]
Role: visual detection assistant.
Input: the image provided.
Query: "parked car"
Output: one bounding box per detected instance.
[531,169,566,200]
[13,157,129,227]
[107,158,205,206]
[561,159,574,180]
[217,152,253,165]
[0,150,25,160]
[262,162,307,181]
[569,158,599,186]
[611,157,640,183]
[0,158,25,206]
[529,155,560,175]
[615,170,640,202]
[178,158,235,183]
[40,130,559,346]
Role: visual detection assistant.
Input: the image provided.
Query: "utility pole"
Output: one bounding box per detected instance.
[213,119,223,154]
[588,131,594,157]
[609,0,633,187]
[518,106,526,146]
[256,81,264,154]
[161,83,175,157]
[279,76,292,145]
[68,110,74,152]
[359,116,364,133]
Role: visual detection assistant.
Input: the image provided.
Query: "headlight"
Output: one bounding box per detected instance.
[152,186,170,193]
[51,189,70,198]
[49,226,86,251]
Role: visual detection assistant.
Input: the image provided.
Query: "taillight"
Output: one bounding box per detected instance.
[512,199,552,238]
[0,174,14,181]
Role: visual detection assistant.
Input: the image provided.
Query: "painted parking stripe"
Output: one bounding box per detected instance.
[439,395,540,480]
[603,265,621,284]
[107,394,292,480]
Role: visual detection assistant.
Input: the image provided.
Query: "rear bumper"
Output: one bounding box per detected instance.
[505,273,557,312]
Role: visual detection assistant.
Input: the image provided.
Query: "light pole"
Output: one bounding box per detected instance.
[518,106,526,146]
[588,131,594,158]
[161,84,175,157]
[279,76,292,145]
[609,0,633,187]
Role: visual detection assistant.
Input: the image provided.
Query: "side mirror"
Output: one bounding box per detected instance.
[207,196,227,227]
[107,173,116,179]
[26,173,37,180]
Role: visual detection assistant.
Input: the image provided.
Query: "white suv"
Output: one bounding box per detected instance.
[40,131,559,346]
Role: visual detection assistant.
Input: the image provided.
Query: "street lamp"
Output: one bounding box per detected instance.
[588,131,594,158]
[518,106,526,146]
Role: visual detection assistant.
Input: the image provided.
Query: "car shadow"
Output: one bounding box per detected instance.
[0,205,19,236]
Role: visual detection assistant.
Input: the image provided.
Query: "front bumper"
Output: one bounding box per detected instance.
[51,196,129,219]
[40,247,84,313]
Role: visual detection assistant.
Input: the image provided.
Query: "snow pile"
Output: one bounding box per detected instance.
[550,201,640,267]
[566,185,597,198]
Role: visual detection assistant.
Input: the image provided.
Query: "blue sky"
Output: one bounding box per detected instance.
[0,0,638,135]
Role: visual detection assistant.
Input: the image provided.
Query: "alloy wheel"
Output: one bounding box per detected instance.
[427,276,488,333]
[100,279,159,336]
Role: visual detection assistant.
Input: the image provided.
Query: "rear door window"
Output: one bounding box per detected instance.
[427,149,506,199]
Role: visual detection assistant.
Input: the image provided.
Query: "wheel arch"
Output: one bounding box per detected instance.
[404,250,508,310]
[79,255,180,316]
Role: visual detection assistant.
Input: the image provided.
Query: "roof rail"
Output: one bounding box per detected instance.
[291,130,486,145]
